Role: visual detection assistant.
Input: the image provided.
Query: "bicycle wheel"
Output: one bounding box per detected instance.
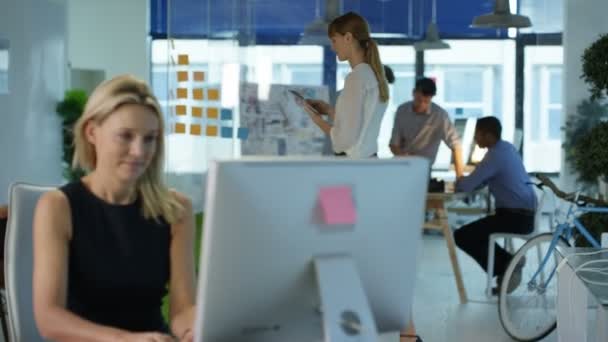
[498,233,570,341]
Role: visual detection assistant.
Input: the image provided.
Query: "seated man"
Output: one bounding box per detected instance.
[454,116,536,292]
[390,77,464,178]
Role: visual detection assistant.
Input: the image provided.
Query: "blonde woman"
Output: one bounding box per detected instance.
[304,11,421,342]
[33,75,195,341]
[304,11,389,158]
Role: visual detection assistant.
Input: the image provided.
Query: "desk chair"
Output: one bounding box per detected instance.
[5,183,54,341]
[485,186,548,297]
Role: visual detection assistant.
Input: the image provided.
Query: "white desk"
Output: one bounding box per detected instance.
[557,247,608,342]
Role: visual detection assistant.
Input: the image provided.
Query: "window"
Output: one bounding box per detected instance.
[150,40,234,182]
[272,64,322,86]
[548,108,562,140]
[546,69,562,140]
[391,65,415,106]
[425,40,515,132]
[523,46,563,172]
[528,66,562,142]
[151,64,209,103]
[444,68,483,103]
[427,65,490,119]
[151,40,325,174]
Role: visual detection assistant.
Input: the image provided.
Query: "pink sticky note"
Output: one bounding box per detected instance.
[319,186,357,225]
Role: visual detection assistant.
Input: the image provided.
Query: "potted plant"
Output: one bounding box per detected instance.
[572,121,608,184]
[581,33,608,100]
[576,211,608,247]
[566,34,608,247]
[562,99,608,186]
[56,89,88,181]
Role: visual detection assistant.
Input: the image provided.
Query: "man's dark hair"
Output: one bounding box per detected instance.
[383,65,395,84]
[476,116,502,139]
[414,77,436,96]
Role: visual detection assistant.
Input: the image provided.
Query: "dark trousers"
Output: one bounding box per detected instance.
[454,209,534,277]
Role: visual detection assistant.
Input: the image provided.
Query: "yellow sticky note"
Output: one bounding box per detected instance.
[207,107,219,119]
[177,71,188,82]
[190,124,202,136]
[175,105,187,115]
[193,71,205,82]
[192,107,203,118]
[176,88,188,99]
[174,123,186,134]
[192,88,204,100]
[177,54,189,65]
[206,125,218,137]
[207,89,220,101]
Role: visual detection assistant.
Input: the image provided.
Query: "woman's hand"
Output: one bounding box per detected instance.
[179,329,194,342]
[306,99,334,116]
[119,332,176,342]
[302,101,322,118]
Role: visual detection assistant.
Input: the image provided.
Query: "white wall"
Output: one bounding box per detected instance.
[562,0,608,188]
[67,0,149,82]
[0,0,67,203]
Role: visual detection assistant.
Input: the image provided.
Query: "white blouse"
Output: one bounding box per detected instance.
[331,63,387,158]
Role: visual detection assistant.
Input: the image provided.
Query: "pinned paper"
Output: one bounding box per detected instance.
[176,88,188,99]
[318,186,357,225]
[220,127,233,138]
[192,88,204,100]
[193,71,205,82]
[190,124,202,136]
[207,108,219,119]
[220,108,233,121]
[206,125,218,137]
[207,89,220,101]
[177,54,189,65]
[174,123,186,134]
[237,127,249,140]
[192,107,203,118]
[175,105,187,116]
[177,71,188,82]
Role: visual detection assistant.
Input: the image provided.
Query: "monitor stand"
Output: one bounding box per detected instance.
[314,254,378,342]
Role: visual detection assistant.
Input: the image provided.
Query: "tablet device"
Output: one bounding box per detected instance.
[289,90,320,115]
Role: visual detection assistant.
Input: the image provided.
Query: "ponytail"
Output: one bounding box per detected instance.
[365,39,389,103]
[327,12,389,103]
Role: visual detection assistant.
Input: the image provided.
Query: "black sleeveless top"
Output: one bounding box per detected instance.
[60,181,171,332]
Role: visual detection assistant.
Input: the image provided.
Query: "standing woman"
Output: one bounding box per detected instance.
[32,75,196,341]
[305,11,422,342]
[305,11,389,158]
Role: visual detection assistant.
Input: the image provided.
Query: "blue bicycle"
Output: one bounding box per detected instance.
[497,174,606,341]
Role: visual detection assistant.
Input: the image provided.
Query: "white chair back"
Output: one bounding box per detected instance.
[5,182,55,342]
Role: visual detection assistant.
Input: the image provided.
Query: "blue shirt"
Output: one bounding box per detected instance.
[456,140,536,211]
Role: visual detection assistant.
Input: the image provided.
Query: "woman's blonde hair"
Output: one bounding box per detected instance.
[328,11,389,103]
[72,74,183,224]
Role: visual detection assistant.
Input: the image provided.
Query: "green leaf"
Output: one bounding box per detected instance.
[56,89,88,181]
[563,99,608,185]
[573,121,608,182]
[576,212,608,247]
[581,33,608,101]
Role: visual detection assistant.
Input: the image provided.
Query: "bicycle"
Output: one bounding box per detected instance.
[497,174,607,341]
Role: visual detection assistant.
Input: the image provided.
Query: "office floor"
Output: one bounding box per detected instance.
[380,234,558,342]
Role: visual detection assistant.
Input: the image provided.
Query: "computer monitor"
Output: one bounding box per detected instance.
[432,117,476,171]
[194,157,429,341]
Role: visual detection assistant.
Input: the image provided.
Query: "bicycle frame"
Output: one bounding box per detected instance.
[527,202,604,290]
